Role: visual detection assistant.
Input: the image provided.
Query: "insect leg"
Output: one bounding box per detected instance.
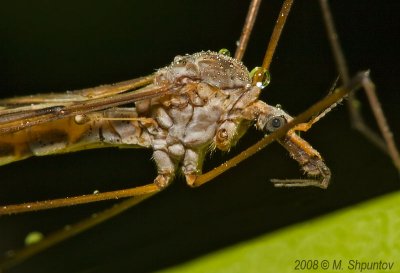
[319,0,400,171]
[270,132,331,189]
[270,72,373,188]
[189,72,365,188]
[0,194,155,270]
[0,145,178,269]
[0,148,177,214]
[234,0,262,61]
[0,183,163,215]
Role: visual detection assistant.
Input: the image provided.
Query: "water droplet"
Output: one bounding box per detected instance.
[74,114,89,124]
[174,55,183,62]
[25,231,44,246]
[173,55,186,65]
[249,67,271,89]
[256,82,264,88]
[218,48,231,57]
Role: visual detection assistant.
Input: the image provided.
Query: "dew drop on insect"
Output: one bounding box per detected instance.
[74,114,89,125]
[174,55,185,65]
[249,67,271,89]
[218,48,231,57]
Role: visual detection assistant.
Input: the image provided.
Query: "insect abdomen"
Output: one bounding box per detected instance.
[0,108,152,166]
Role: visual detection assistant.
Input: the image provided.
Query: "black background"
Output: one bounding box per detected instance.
[0,1,399,272]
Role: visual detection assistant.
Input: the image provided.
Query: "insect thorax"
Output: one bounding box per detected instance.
[155,51,251,90]
[135,52,263,173]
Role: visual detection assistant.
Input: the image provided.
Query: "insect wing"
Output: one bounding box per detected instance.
[0,76,174,135]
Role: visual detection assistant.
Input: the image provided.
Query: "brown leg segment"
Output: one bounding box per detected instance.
[189,72,367,188]
[0,155,176,268]
[0,177,168,215]
[0,193,156,270]
[319,0,400,171]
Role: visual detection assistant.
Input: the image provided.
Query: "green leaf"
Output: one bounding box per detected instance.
[159,191,400,273]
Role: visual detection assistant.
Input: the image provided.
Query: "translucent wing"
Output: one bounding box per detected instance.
[0,75,154,105]
[0,74,174,135]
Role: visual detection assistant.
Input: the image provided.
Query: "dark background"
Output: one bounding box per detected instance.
[0,1,399,272]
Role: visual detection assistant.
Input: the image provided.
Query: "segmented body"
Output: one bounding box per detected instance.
[0,51,329,187]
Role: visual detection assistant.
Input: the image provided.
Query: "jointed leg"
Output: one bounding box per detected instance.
[0,150,177,269]
[319,0,400,171]
[0,150,176,215]
[0,195,155,270]
[188,72,366,188]
[0,184,163,215]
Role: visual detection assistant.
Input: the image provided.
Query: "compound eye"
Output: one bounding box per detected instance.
[264,115,286,133]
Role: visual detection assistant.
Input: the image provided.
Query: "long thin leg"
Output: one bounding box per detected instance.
[0,183,163,215]
[0,194,156,270]
[234,0,262,61]
[243,0,294,89]
[190,72,369,188]
[1,151,176,267]
[261,0,293,71]
[319,0,400,171]
[234,0,294,71]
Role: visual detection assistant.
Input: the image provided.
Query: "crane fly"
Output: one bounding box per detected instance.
[0,0,398,271]
[0,0,333,212]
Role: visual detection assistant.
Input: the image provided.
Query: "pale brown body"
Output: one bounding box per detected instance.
[0,51,330,188]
